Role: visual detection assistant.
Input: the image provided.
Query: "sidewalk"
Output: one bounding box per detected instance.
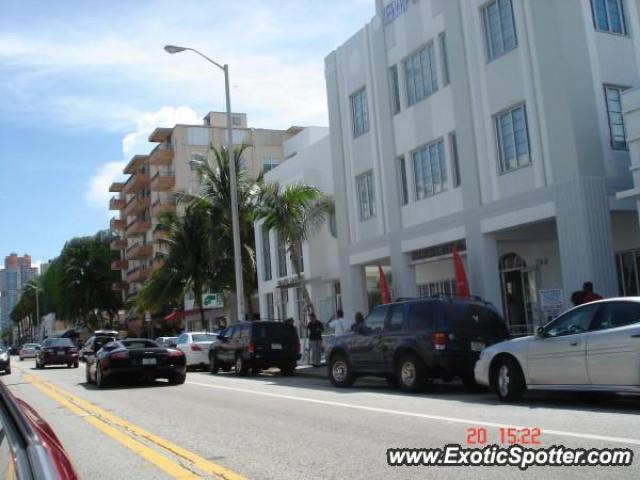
[295,363,328,379]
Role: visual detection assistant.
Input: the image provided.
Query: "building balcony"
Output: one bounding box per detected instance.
[110,238,127,251]
[112,281,128,291]
[109,196,126,210]
[152,228,168,242]
[148,144,174,166]
[124,154,149,174]
[124,218,152,238]
[126,242,153,260]
[123,195,151,217]
[126,266,150,284]
[150,170,175,192]
[111,259,129,270]
[150,197,177,217]
[122,170,150,195]
[110,217,126,231]
[109,181,125,193]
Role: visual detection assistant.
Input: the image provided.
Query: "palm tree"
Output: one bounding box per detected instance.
[253,182,333,319]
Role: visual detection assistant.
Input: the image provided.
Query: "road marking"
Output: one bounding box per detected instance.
[187,380,640,446]
[19,371,246,480]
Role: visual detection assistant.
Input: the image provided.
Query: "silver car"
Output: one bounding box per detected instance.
[475,298,640,401]
[19,343,40,360]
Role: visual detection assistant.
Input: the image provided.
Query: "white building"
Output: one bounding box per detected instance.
[325,0,640,335]
[254,127,341,330]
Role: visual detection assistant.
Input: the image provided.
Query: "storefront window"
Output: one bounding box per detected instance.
[616,250,640,296]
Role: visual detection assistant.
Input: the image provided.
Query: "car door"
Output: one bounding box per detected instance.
[379,304,407,369]
[218,327,236,363]
[586,301,640,386]
[349,306,388,372]
[527,303,600,385]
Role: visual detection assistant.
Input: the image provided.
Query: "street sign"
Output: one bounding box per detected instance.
[202,293,224,309]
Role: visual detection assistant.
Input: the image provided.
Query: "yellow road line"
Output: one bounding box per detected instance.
[22,370,245,480]
[25,375,201,479]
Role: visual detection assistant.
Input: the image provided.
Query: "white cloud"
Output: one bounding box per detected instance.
[86,160,127,210]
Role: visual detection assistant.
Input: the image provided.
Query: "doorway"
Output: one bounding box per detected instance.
[500,253,538,335]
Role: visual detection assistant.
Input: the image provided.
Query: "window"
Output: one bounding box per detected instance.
[277,231,287,277]
[296,287,306,326]
[591,0,627,35]
[407,302,436,330]
[389,65,401,114]
[495,104,530,173]
[350,88,369,137]
[363,306,387,334]
[262,157,279,173]
[388,306,405,332]
[232,114,243,126]
[277,289,289,320]
[412,139,447,200]
[438,32,450,86]
[266,293,274,320]
[404,42,438,106]
[418,279,456,298]
[615,250,640,296]
[604,85,628,150]
[449,132,461,187]
[482,0,517,61]
[592,301,640,330]
[356,171,376,220]
[398,155,409,205]
[544,304,600,337]
[262,227,272,281]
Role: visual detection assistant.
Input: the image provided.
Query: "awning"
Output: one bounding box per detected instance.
[164,310,185,322]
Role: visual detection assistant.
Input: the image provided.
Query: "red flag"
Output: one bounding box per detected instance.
[452,246,470,298]
[378,265,392,304]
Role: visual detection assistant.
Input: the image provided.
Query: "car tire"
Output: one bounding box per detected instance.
[96,364,107,389]
[328,354,355,388]
[280,362,296,376]
[396,354,426,393]
[235,355,248,377]
[168,372,186,385]
[494,357,525,402]
[209,354,220,375]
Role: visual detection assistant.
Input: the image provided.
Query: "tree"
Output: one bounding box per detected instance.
[253,182,333,321]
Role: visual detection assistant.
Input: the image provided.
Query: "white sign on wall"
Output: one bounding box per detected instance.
[539,289,564,319]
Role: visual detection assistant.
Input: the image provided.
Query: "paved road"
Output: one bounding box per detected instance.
[3,357,640,479]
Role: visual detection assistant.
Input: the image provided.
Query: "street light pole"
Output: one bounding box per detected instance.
[164,45,245,321]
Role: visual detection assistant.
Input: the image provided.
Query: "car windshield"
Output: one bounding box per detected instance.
[43,339,74,348]
[122,340,158,349]
[441,303,509,335]
[192,334,217,343]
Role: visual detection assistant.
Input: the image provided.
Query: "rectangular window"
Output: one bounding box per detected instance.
[262,227,272,281]
[449,132,461,188]
[266,293,275,320]
[616,250,640,296]
[350,88,370,137]
[398,155,409,205]
[277,288,289,320]
[418,279,456,298]
[591,0,627,35]
[604,85,628,150]
[389,65,401,114]
[296,287,306,326]
[356,171,376,220]
[412,139,448,200]
[277,231,288,277]
[262,157,279,173]
[482,0,517,61]
[495,104,531,173]
[404,42,438,106]
[439,32,450,86]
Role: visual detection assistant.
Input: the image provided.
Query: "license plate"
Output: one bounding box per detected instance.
[271,343,282,350]
[470,341,485,352]
[57,350,65,355]
[142,358,157,366]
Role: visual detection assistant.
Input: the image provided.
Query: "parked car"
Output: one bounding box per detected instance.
[155,336,178,348]
[0,345,10,374]
[0,380,79,479]
[175,332,218,369]
[85,338,186,388]
[475,298,640,402]
[9,344,19,355]
[326,295,510,392]
[35,338,79,369]
[209,321,301,376]
[19,343,40,360]
[80,333,118,362]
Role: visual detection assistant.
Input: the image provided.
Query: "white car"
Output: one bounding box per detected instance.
[475,298,640,402]
[19,343,40,360]
[175,332,218,369]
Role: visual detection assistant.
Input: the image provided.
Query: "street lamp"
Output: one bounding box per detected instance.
[164,44,245,321]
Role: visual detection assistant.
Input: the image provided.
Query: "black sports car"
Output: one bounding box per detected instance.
[85,338,186,388]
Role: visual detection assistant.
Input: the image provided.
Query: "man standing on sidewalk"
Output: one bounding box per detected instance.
[329,309,352,336]
[307,313,324,367]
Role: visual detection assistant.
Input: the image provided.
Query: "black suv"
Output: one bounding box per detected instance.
[325,296,509,392]
[209,321,301,376]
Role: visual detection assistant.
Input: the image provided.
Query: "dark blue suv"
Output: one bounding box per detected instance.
[325,296,509,392]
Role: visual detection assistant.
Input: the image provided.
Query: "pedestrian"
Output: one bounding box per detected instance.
[306,313,324,367]
[351,312,365,334]
[582,281,603,303]
[570,290,585,306]
[329,309,353,336]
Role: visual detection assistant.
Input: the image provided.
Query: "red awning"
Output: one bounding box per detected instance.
[164,310,185,322]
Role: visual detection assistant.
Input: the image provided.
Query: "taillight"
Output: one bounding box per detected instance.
[111,351,129,360]
[191,343,202,352]
[248,341,255,353]
[168,349,183,357]
[433,332,447,351]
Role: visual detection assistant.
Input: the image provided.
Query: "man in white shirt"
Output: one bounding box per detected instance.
[329,310,353,336]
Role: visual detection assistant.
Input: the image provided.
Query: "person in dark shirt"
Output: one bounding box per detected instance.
[351,312,365,334]
[307,313,324,367]
[582,281,603,304]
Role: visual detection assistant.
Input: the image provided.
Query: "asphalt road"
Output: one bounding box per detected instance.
[3,357,640,479]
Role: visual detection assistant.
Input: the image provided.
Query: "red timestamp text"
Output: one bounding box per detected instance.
[465,427,542,446]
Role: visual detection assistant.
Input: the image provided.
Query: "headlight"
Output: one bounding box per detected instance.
[0,353,8,360]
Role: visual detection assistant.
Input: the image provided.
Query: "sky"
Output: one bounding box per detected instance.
[0,0,375,269]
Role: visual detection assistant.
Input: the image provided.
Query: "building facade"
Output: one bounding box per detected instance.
[326,0,640,334]
[254,127,340,334]
[0,253,38,332]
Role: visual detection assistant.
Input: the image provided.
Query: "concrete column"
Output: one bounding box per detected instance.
[465,224,503,314]
[555,177,618,299]
[340,263,368,320]
[390,242,417,300]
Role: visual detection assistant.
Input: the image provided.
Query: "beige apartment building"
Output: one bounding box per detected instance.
[109,112,296,333]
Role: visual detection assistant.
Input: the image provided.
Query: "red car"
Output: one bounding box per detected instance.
[0,380,79,479]
[36,338,79,369]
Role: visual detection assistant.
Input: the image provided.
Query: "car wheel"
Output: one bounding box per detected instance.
[85,365,93,384]
[396,354,426,393]
[494,357,525,402]
[280,362,296,376]
[168,372,186,385]
[328,354,355,388]
[235,355,248,377]
[209,354,220,375]
[96,364,107,389]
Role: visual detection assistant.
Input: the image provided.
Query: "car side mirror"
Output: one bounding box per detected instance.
[536,326,545,338]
